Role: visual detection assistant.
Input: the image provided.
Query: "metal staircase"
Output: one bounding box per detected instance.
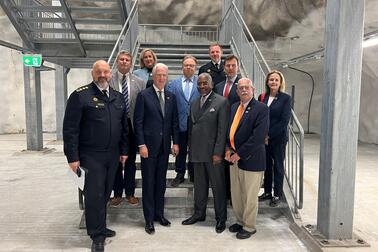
[1,0,304,223]
[0,0,129,68]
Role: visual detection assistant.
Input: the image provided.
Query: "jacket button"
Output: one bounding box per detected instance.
[160,132,163,136]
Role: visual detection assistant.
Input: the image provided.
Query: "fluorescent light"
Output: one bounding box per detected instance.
[363,36,378,48]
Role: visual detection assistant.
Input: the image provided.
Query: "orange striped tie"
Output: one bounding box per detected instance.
[230,103,244,150]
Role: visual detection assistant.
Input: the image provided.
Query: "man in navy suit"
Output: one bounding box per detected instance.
[198,43,226,85]
[215,54,241,201]
[225,78,269,239]
[134,63,180,235]
[167,55,200,186]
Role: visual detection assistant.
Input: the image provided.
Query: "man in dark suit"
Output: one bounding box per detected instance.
[134,63,180,235]
[225,78,269,239]
[109,50,145,207]
[182,73,229,233]
[215,54,241,202]
[198,43,226,85]
[63,60,129,252]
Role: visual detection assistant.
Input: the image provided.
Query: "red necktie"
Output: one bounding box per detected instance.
[224,79,231,98]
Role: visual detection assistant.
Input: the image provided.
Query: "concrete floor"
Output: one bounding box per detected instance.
[0,133,377,251]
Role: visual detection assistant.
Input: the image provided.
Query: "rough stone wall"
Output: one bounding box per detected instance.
[1,1,378,144]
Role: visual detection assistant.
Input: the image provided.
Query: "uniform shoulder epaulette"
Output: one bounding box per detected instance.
[75,84,90,92]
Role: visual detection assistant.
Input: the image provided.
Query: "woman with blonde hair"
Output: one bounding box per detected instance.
[134,48,158,88]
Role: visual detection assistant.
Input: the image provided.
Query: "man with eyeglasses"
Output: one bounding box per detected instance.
[167,55,200,186]
[225,78,269,239]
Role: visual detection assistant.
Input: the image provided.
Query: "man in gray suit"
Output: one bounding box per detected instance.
[109,50,145,206]
[182,73,229,233]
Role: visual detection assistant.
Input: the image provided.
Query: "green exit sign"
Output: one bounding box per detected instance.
[23,54,42,67]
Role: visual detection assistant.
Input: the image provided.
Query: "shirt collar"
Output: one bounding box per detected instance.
[153,84,164,93]
[182,76,194,82]
[94,82,110,93]
[117,71,129,80]
[242,98,253,109]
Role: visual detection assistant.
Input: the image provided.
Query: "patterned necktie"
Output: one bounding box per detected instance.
[158,90,165,117]
[184,79,191,101]
[229,103,244,150]
[224,79,231,98]
[121,75,130,117]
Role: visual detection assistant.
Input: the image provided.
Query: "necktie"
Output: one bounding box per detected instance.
[229,103,244,150]
[215,63,219,69]
[184,79,191,101]
[200,95,206,108]
[158,90,165,117]
[102,89,108,97]
[121,75,130,117]
[224,79,231,98]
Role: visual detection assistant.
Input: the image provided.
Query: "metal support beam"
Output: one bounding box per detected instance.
[23,66,43,150]
[55,65,68,141]
[317,0,364,240]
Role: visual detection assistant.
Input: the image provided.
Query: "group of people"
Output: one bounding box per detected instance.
[62,43,292,252]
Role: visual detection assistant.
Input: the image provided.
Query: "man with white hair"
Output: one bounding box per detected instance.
[134,63,180,234]
[225,78,269,239]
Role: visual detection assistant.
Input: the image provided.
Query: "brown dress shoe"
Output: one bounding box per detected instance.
[126,195,139,205]
[110,197,123,206]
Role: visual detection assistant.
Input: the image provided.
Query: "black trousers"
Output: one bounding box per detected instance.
[81,149,119,242]
[175,131,193,178]
[141,152,169,222]
[113,119,137,197]
[264,140,287,198]
[193,161,227,221]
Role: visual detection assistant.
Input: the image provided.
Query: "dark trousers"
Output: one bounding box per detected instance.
[193,162,227,221]
[175,131,193,178]
[141,152,169,222]
[264,140,287,198]
[81,149,119,242]
[113,119,137,197]
[224,161,231,200]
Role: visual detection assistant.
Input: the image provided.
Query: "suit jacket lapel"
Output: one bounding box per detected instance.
[236,99,254,133]
[148,87,164,118]
[198,92,215,118]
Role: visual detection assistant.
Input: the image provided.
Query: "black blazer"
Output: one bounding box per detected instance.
[133,86,179,157]
[214,76,240,106]
[198,61,226,85]
[227,98,269,171]
[259,92,292,142]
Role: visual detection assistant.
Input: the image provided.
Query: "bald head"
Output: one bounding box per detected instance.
[91,60,111,88]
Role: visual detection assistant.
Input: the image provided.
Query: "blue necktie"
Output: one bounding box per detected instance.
[121,75,130,117]
[184,79,191,101]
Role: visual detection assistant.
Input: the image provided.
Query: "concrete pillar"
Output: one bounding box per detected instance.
[317,0,364,239]
[55,65,68,141]
[23,65,43,150]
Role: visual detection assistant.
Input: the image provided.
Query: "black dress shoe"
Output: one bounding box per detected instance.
[182,215,206,225]
[228,223,243,233]
[270,196,281,207]
[258,192,272,202]
[145,221,155,235]
[155,216,171,226]
[236,229,256,239]
[105,228,116,237]
[91,241,104,252]
[215,221,226,233]
[171,175,185,187]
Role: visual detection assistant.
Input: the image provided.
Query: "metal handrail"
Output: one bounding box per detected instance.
[107,0,139,69]
[220,1,305,213]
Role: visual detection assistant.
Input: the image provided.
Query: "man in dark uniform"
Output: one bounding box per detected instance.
[63,60,129,252]
[198,43,226,86]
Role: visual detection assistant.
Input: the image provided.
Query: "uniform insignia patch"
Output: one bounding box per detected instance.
[93,97,98,101]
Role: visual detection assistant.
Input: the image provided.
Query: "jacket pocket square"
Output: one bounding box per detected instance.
[209,108,216,112]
